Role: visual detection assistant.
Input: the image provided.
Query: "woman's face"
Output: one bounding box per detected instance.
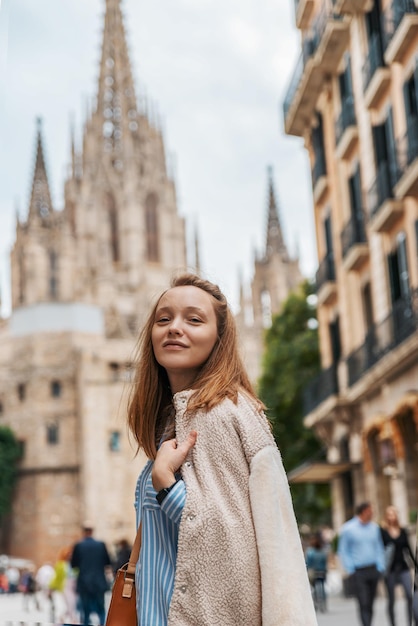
[386,507,398,524]
[152,285,218,393]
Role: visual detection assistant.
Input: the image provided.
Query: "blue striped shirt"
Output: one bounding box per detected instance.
[134,460,186,626]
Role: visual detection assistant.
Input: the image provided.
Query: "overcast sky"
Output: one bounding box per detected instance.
[0,0,316,315]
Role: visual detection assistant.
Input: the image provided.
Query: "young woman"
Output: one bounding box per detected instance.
[127,273,317,626]
[380,505,416,626]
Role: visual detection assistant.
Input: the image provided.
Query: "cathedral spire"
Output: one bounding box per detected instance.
[265,165,287,260]
[28,118,54,221]
[95,0,138,158]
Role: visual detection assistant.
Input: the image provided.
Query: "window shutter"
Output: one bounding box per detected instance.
[385,108,397,189]
[397,233,410,300]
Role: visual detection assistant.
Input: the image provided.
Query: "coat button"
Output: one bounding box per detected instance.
[180,584,187,593]
[188,514,195,521]
[185,461,192,468]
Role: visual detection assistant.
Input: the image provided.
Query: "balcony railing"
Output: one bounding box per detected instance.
[383,0,418,50]
[335,96,357,146]
[341,212,367,258]
[347,290,418,386]
[303,363,339,415]
[368,160,395,217]
[316,254,336,292]
[396,117,418,174]
[362,33,385,91]
[283,54,304,122]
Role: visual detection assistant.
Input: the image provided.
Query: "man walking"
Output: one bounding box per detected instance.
[71,520,112,625]
[338,501,385,626]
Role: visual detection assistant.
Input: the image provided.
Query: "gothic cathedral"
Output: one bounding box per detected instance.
[0,0,187,565]
[0,0,302,565]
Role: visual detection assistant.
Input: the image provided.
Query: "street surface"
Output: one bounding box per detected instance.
[0,589,412,625]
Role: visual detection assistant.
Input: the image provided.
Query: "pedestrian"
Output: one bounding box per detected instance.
[70,520,112,625]
[5,565,20,593]
[127,273,317,626]
[380,505,416,626]
[112,538,132,575]
[306,532,328,612]
[338,501,385,626]
[49,546,78,623]
[35,561,54,609]
[21,567,39,611]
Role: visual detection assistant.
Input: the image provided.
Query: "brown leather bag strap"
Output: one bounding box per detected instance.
[125,522,142,577]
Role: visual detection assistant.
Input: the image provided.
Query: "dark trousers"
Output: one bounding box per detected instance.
[351,565,380,626]
[79,592,106,625]
[384,569,413,626]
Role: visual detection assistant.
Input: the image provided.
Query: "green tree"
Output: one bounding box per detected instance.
[258,280,330,527]
[0,426,21,520]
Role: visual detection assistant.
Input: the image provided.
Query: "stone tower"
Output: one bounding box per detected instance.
[0,0,187,566]
[237,167,303,383]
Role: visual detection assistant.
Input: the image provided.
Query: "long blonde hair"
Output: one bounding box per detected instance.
[127,273,261,459]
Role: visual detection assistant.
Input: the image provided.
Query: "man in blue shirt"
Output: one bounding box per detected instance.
[338,501,385,626]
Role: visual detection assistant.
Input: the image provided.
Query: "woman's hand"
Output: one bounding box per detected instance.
[152,430,197,492]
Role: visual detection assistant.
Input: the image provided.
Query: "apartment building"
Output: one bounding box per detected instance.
[283,0,418,529]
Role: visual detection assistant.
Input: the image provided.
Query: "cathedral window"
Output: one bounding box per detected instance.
[109,362,119,381]
[18,251,25,304]
[46,422,59,445]
[109,431,121,452]
[145,193,160,263]
[107,193,120,263]
[51,380,61,398]
[49,250,58,299]
[261,290,272,329]
[17,384,26,402]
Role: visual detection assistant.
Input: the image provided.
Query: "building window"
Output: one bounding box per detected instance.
[388,232,410,304]
[46,422,59,445]
[311,114,327,186]
[145,193,160,262]
[109,362,119,381]
[109,431,121,452]
[49,250,58,299]
[51,380,61,397]
[107,192,120,263]
[17,384,26,402]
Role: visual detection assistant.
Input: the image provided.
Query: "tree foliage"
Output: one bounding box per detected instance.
[0,426,21,519]
[258,281,331,527]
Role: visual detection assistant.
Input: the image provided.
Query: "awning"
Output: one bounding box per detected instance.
[288,461,352,484]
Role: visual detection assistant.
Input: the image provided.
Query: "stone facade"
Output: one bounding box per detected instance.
[0,0,186,566]
[0,0,303,566]
[283,0,418,529]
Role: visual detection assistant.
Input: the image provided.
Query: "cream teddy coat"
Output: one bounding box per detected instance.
[167,390,317,626]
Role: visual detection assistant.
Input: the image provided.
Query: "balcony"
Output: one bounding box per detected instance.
[283,9,349,137]
[394,119,418,198]
[311,7,350,74]
[316,254,337,305]
[347,290,418,387]
[283,54,323,137]
[294,0,315,29]
[341,212,369,271]
[383,0,418,64]
[333,0,373,14]
[368,161,404,232]
[363,33,391,109]
[303,363,339,415]
[335,96,358,160]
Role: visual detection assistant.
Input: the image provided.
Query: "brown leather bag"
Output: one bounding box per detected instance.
[105,523,141,626]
